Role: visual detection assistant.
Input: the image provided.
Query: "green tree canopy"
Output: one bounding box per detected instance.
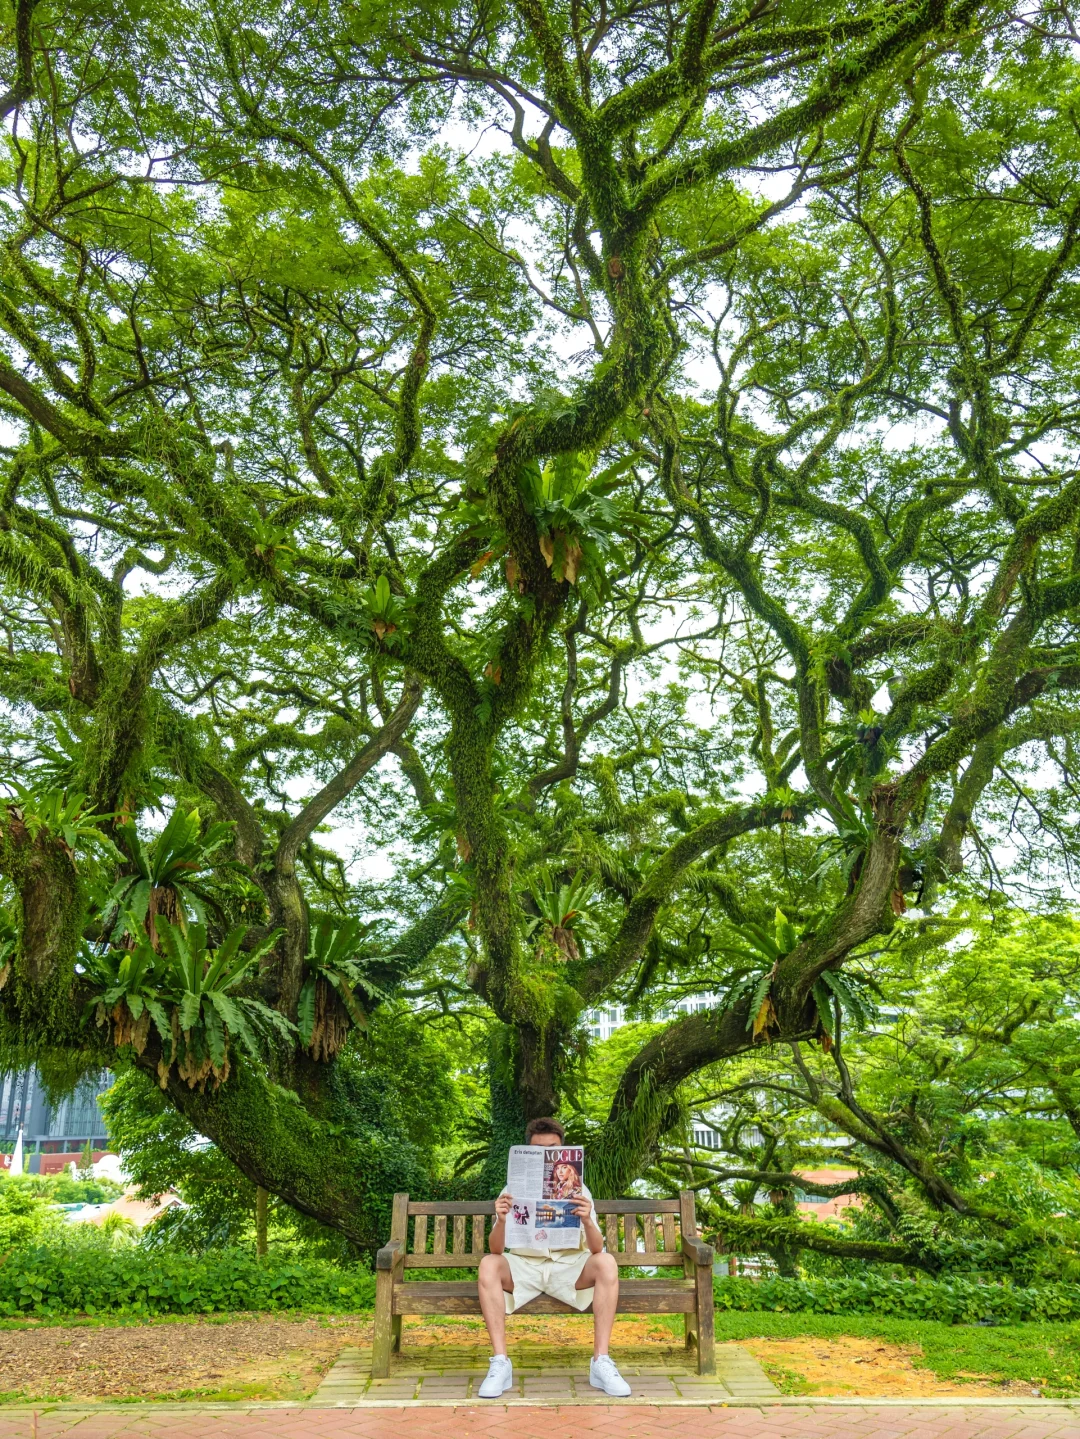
[2,0,1080,1261]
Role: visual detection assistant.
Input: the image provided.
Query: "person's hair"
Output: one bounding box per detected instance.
[524,1116,565,1143]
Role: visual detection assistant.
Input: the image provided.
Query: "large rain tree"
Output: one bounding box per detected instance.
[2,0,1080,1260]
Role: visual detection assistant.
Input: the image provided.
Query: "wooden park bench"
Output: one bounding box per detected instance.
[372,1190,716,1377]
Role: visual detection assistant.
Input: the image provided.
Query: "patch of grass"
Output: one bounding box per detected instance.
[757,1361,813,1395]
[712,1311,1080,1397]
[162,1381,304,1402]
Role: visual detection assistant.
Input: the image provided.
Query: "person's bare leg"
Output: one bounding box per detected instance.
[576,1251,620,1357]
[477,1253,514,1354]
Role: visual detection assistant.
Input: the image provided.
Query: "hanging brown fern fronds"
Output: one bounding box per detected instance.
[307,974,351,1062]
[525,871,598,964]
[86,917,290,1092]
[297,918,390,1061]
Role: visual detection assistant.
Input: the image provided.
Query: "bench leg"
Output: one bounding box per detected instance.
[694,1267,715,1375]
[683,1313,698,1351]
[372,1268,394,1377]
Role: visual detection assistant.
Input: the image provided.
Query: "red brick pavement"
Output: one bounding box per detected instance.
[1,1407,1079,1439]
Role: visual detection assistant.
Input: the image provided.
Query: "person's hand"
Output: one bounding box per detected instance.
[569,1196,592,1220]
[495,1193,514,1221]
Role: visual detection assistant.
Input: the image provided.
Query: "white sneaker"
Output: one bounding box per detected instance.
[590,1355,632,1397]
[478,1355,514,1398]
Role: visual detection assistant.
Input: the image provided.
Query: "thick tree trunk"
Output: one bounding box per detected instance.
[476,1041,527,1199]
[0,813,84,1033]
[255,1186,268,1258]
[150,1053,426,1254]
[518,1021,561,1121]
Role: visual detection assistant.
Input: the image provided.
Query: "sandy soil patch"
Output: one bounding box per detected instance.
[739,1333,1034,1398]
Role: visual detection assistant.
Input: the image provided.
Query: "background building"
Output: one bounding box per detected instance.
[0,1070,112,1173]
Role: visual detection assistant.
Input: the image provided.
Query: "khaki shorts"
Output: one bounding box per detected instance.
[504,1248,594,1313]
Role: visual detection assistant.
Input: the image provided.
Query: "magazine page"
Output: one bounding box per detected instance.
[505,1145,585,1248]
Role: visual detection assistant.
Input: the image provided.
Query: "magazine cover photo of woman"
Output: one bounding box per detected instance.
[548,1155,583,1199]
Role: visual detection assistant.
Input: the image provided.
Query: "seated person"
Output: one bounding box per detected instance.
[476,1116,631,1399]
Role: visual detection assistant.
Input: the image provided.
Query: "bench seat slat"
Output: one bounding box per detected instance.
[394,1278,696,1315]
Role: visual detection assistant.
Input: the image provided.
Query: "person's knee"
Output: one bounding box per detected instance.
[478,1254,503,1287]
[595,1252,619,1285]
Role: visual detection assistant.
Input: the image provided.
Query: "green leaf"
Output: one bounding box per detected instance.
[145,997,172,1046]
[179,991,201,1033]
[811,979,834,1036]
[745,970,774,1032]
[328,970,368,1030]
[203,1002,227,1070]
[297,976,317,1048]
[775,908,798,955]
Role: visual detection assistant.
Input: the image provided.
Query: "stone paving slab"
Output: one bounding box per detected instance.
[310,1346,779,1405]
[3,1404,1080,1439]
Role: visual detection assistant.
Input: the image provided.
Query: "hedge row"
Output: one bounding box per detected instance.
[714,1274,1080,1324]
[5,1242,1078,1323]
[0,1242,376,1317]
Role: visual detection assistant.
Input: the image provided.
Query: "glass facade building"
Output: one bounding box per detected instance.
[0,1070,110,1162]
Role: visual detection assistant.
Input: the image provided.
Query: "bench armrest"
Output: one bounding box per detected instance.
[680,1235,714,1267]
[376,1238,403,1272]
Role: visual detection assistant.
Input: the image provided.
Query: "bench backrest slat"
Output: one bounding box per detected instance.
[604,1213,618,1253]
[405,1198,682,1215]
[662,1212,677,1252]
[400,1192,696,1270]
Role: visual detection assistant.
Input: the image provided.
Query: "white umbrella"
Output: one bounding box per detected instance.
[10,1126,23,1174]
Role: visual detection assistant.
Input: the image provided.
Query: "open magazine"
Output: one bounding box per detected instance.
[505,1145,585,1248]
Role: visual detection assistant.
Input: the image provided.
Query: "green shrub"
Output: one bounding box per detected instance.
[715,1273,1080,1324]
[48,1174,125,1205]
[0,1185,59,1252]
[0,1172,123,1207]
[0,1233,376,1316]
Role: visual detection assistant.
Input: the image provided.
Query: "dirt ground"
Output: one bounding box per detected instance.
[0,1314,368,1403]
[0,1313,1036,1403]
[738,1333,1035,1399]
